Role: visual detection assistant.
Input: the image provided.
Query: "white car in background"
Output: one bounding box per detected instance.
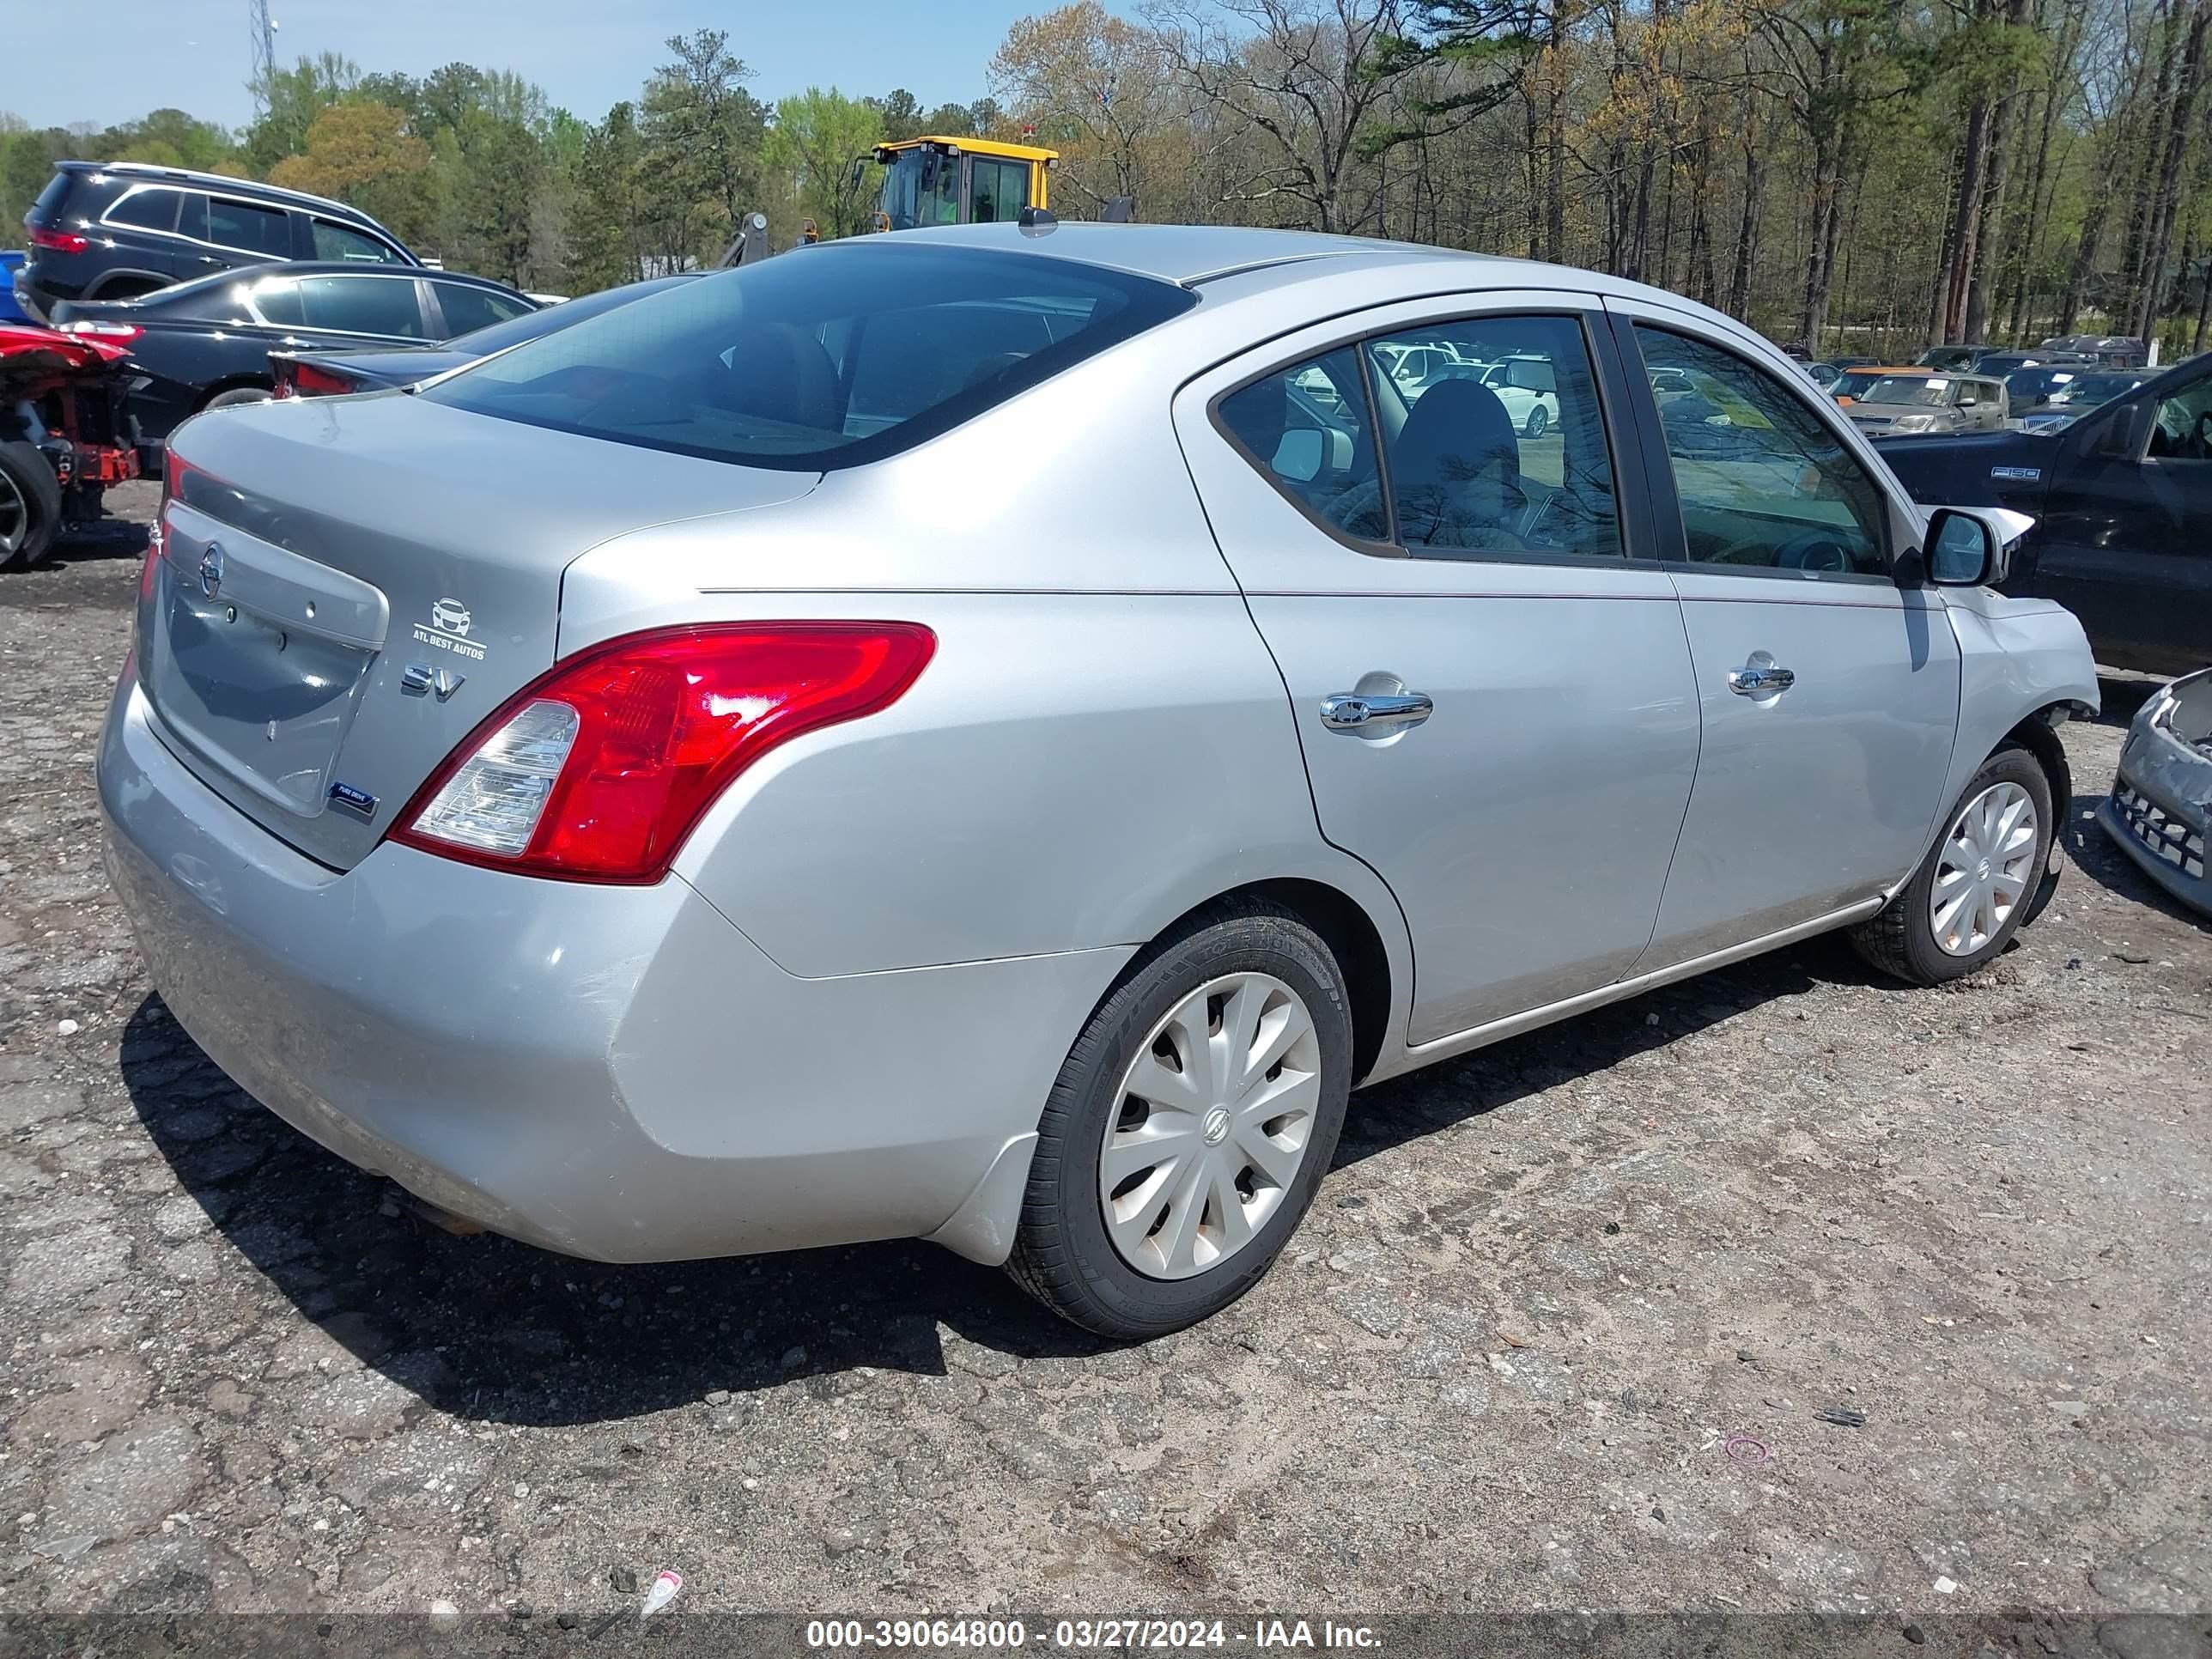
[1474,356,1563,438]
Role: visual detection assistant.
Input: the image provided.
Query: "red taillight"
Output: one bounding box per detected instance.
[28,225,90,255]
[276,361,361,398]
[391,623,937,884]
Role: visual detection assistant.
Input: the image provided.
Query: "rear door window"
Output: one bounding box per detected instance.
[1366,315,1620,560]
[106,188,180,233]
[295,275,430,337]
[204,197,292,258]
[422,243,1194,471]
[247,278,306,327]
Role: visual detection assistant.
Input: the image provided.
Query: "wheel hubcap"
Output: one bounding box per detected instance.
[1929,781,2038,956]
[1099,972,1321,1280]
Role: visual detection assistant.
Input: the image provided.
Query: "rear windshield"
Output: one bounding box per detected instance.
[1863,376,1948,407]
[2057,374,2140,404]
[33,173,73,220]
[422,242,1194,471]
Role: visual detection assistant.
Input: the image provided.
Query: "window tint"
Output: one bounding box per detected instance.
[925,150,961,226]
[442,276,694,353]
[433,282,532,337]
[312,218,403,263]
[1367,315,1621,560]
[204,196,291,257]
[2148,375,2212,462]
[968,156,1029,224]
[295,275,428,337]
[106,188,179,233]
[248,279,305,327]
[1217,347,1387,542]
[422,244,1193,471]
[1634,325,1888,577]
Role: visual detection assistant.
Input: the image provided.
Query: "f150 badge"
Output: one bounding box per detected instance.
[412,596,486,663]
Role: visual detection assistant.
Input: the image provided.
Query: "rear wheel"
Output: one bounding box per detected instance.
[1006,901,1352,1339]
[1850,745,2051,985]
[1524,404,1549,439]
[0,439,62,570]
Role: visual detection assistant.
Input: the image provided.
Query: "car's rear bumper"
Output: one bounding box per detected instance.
[99,666,1125,1263]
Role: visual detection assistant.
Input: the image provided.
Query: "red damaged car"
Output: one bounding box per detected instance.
[1,321,142,568]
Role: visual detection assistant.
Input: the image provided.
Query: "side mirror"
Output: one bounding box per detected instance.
[1925,507,2009,587]
[1957,396,1978,408]
[1272,428,1326,483]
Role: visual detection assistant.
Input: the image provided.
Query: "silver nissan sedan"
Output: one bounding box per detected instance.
[99,225,2097,1338]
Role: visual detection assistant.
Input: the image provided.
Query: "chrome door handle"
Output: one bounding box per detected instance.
[1321,690,1433,732]
[1727,662,1796,696]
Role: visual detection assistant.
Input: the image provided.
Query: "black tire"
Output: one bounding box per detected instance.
[1006,899,1352,1339]
[204,386,274,411]
[0,438,63,571]
[1524,404,1549,439]
[1850,744,2053,986]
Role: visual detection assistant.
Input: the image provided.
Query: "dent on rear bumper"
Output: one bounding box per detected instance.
[99,672,1128,1263]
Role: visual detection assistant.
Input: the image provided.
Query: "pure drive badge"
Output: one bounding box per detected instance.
[328,781,378,818]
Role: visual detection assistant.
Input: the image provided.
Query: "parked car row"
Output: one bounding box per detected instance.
[2,161,725,564]
[1878,345,2212,678]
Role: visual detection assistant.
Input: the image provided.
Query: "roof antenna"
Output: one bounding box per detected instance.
[1018,205,1057,237]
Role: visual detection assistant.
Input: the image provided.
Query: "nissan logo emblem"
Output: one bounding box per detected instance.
[198,543,224,598]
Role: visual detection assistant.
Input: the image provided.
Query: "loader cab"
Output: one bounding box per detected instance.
[868,137,1056,232]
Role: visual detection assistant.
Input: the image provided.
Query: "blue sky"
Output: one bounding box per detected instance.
[9,0,1012,133]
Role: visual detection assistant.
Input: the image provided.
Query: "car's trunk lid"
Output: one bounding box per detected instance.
[139,394,817,871]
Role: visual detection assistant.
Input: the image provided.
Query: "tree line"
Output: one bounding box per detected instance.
[3,0,2206,359]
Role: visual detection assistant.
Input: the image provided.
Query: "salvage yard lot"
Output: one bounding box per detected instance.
[1,482,2208,1622]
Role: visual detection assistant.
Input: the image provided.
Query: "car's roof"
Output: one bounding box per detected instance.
[828,223,1480,286]
[823,225,1793,348]
[57,160,392,228]
[224,260,524,291]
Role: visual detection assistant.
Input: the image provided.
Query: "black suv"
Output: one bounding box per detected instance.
[16,161,419,319]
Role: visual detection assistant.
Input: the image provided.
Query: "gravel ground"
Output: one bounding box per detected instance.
[2,482,2208,1636]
